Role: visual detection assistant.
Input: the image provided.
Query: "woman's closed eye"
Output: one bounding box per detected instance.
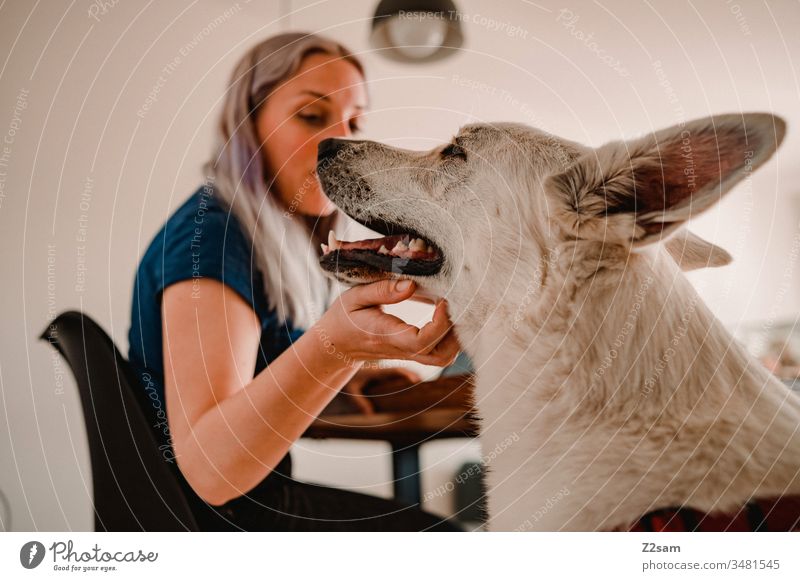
[297,109,362,134]
[297,110,326,126]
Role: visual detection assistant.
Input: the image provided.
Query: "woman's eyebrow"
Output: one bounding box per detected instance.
[299,90,365,110]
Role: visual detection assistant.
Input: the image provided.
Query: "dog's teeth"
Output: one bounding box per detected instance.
[409,238,426,252]
[427,244,434,253]
[378,245,390,255]
[391,240,408,254]
[328,230,340,251]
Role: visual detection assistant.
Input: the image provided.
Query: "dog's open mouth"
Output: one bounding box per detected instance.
[318,220,444,277]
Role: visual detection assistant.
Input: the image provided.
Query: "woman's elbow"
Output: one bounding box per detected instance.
[203,491,235,508]
[173,440,234,507]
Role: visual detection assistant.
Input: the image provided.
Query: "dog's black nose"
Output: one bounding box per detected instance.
[317,138,344,165]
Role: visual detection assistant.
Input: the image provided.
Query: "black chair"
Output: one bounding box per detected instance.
[40,311,199,531]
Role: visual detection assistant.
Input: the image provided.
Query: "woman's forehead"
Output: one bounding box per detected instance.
[284,54,367,107]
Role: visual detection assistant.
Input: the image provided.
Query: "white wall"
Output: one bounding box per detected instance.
[2,0,800,530]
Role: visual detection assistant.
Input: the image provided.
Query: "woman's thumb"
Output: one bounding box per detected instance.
[347,279,416,309]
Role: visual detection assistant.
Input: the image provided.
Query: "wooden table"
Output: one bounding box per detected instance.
[304,373,479,505]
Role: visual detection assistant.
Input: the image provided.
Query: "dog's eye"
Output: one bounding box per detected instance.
[440,143,467,161]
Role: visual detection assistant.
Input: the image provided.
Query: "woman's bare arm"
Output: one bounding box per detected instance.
[162,278,359,506]
[163,276,459,507]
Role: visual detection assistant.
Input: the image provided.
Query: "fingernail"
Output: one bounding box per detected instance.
[396,280,413,292]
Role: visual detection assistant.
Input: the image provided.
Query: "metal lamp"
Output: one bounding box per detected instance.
[369,0,464,63]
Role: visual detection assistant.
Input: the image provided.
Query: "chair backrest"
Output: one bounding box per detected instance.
[40,311,198,531]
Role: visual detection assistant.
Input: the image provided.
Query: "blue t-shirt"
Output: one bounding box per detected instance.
[128,183,303,479]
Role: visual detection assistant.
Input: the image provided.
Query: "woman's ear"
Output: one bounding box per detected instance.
[545,113,786,247]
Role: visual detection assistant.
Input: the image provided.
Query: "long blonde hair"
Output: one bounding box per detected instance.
[203,32,365,329]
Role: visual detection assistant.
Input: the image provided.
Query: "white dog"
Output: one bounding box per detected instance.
[316,113,800,531]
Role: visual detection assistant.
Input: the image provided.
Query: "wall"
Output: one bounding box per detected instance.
[1,0,799,530]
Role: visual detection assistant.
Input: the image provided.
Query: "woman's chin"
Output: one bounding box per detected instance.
[279,184,337,218]
[302,197,338,217]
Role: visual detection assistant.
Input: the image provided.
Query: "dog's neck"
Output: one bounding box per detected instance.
[447,238,800,531]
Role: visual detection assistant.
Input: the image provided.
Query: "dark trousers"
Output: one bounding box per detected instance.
[191,475,465,532]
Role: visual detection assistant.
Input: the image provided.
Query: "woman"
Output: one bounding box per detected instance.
[128,32,463,531]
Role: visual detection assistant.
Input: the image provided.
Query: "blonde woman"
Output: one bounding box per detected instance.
[128,32,462,531]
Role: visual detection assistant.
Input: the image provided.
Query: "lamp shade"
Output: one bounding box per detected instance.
[369,0,464,63]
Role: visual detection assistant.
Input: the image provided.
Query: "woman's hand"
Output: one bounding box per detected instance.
[316,279,460,368]
[341,366,422,414]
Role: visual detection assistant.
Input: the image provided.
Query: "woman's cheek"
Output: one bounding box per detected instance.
[276,143,306,192]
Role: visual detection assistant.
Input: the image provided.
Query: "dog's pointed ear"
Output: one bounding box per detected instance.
[545,113,785,247]
[663,229,732,271]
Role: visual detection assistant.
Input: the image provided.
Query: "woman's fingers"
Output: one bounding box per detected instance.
[408,289,437,304]
[373,311,420,334]
[375,298,455,360]
[343,279,416,310]
[412,328,460,367]
[412,299,453,356]
[431,328,461,363]
[337,280,457,364]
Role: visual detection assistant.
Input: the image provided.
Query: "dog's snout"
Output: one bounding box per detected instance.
[317,138,345,165]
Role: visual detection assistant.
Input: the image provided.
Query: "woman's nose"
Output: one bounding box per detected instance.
[325,119,353,139]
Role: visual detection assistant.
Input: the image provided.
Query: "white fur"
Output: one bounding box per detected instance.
[317,113,800,531]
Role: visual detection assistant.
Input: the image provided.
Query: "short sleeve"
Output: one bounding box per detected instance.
[153,194,267,320]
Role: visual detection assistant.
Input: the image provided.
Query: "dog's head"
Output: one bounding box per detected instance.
[316,114,785,302]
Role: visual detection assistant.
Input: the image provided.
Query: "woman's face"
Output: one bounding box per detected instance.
[255,52,367,217]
